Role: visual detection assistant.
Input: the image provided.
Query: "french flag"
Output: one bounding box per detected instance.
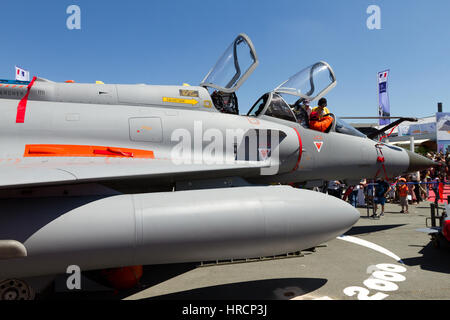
[15,66,30,81]
[378,70,389,83]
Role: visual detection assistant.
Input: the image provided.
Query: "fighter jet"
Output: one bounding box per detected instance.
[0,33,434,299]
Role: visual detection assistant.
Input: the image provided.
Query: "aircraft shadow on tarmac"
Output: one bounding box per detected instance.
[47,263,327,300]
[344,224,406,236]
[47,262,198,300]
[402,242,450,274]
[135,278,328,300]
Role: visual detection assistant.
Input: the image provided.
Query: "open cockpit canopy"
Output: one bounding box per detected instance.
[200,33,258,94]
[274,61,336,102]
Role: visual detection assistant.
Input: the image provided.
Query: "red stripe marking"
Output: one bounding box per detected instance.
[16,76,37,123]
[93,148,133,157]
[24,144,154,159]
[292,128,303,172]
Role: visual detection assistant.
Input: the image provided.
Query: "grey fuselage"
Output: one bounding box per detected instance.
[0,79,430,187]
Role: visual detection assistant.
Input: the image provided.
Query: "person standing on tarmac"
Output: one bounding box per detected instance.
[372,178,391,219]
[412,172,422,203]
[407,176,417,204]
[398,177,409,214]
[327,180,342,199]
[431,176,440,204]
[357,179,367,207]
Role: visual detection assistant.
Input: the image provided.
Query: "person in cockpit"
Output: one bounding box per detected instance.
[301,99,312,117]
[312,98,330,119]
[292,99,311,128]
[309,110,333,133]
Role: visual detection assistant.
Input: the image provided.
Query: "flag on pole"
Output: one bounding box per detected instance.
[15,66,30,81]
[378,70,391,126]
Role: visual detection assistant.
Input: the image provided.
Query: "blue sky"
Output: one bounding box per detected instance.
[1,0,450,120]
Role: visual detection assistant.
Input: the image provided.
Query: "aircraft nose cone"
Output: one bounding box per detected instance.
[406,150,437,172]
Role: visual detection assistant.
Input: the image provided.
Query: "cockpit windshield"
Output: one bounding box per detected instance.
[200,34,259,93]
[274,61,336,100]
[335,117,367,138]
[247,93,297,122]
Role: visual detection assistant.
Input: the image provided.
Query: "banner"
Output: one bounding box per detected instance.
[378,70,390,126]
[436,112,450,154]
[15,66,30,81]
[398,116,436,136]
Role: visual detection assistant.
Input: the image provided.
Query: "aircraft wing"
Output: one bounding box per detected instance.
[0,158,270,190]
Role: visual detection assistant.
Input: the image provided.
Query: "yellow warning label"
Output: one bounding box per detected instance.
[179,89,199,97]
[163,97,199,106]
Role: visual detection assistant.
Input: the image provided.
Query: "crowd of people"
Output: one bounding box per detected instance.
[323,152,449,219]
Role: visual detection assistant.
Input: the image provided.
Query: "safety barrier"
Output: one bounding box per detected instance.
[428,196,449,228]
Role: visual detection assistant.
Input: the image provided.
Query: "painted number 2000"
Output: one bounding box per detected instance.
[343,264,407,300]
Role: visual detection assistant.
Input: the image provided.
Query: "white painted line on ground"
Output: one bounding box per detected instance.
[337,235,404,264]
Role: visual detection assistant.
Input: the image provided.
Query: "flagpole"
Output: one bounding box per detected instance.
[377,71,380,126]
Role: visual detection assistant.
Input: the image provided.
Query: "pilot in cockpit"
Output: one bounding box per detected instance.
[309,110,333,133]
[309,97,334,132]
[312,98,331,119]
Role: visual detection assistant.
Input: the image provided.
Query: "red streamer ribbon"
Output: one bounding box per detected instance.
[16,76,37,123]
